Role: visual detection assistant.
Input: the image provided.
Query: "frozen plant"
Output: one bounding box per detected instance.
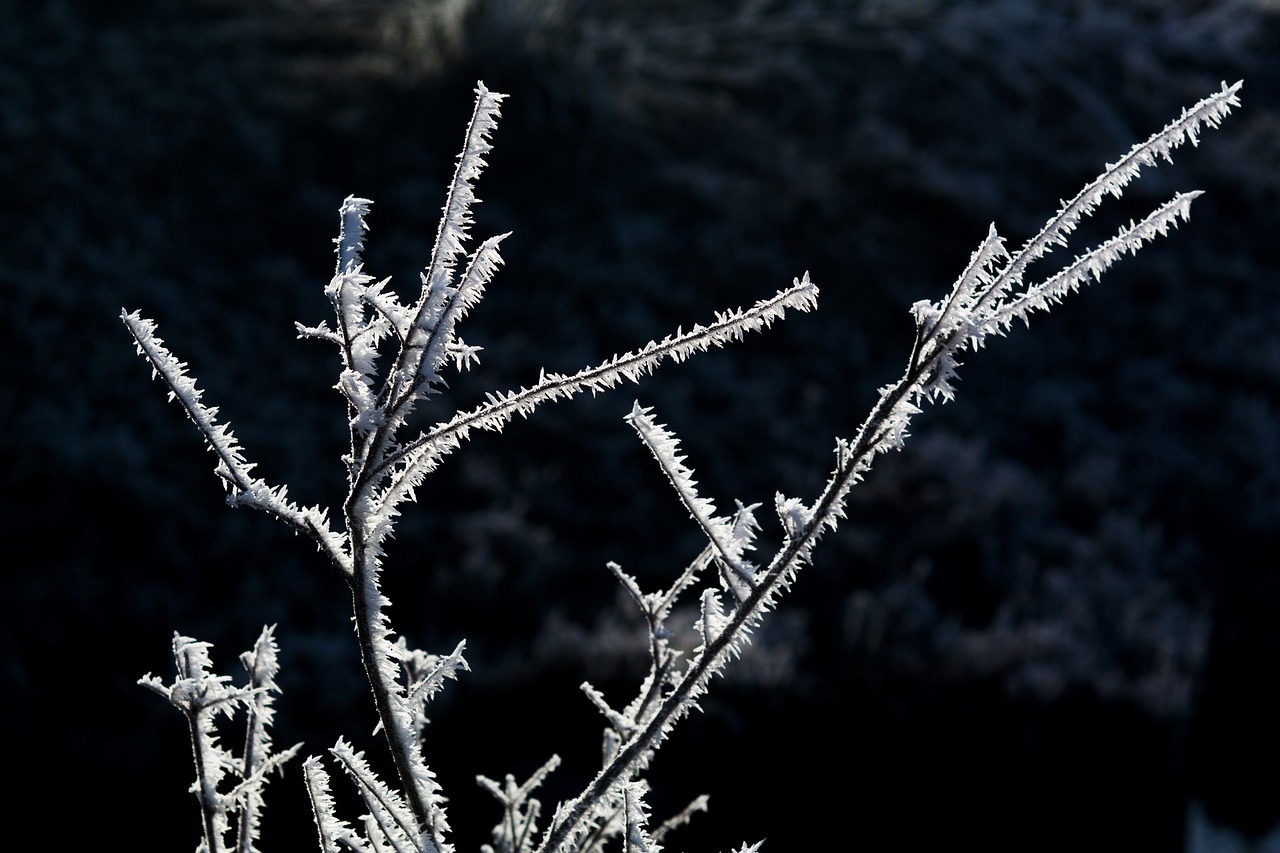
[125,79,1242,852]
[140,627,301,853]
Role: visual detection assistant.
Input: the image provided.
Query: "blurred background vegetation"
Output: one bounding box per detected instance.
[3,0,1278,849]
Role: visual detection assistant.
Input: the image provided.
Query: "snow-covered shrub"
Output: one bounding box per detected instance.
[126,79,1241,852]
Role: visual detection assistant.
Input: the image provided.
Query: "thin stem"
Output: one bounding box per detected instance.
[346,543,431,838]
[187,709,226,853]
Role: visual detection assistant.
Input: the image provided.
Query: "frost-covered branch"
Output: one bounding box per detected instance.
[304,756,368,853]
[370,277,817,536]
[129,79,814,853]
[122,310,353,577]
[626,404,761,600]
[534,81,1242,853]
[803,81,1243,557]
[130,79,1240,853]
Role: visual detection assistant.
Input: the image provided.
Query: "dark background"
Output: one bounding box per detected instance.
[4,1,1279,850]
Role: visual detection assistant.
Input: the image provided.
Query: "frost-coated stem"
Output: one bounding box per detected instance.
[351,582,415,806]
[346,536,443,848]
[188,709,229,853]
[236,627,287,853]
